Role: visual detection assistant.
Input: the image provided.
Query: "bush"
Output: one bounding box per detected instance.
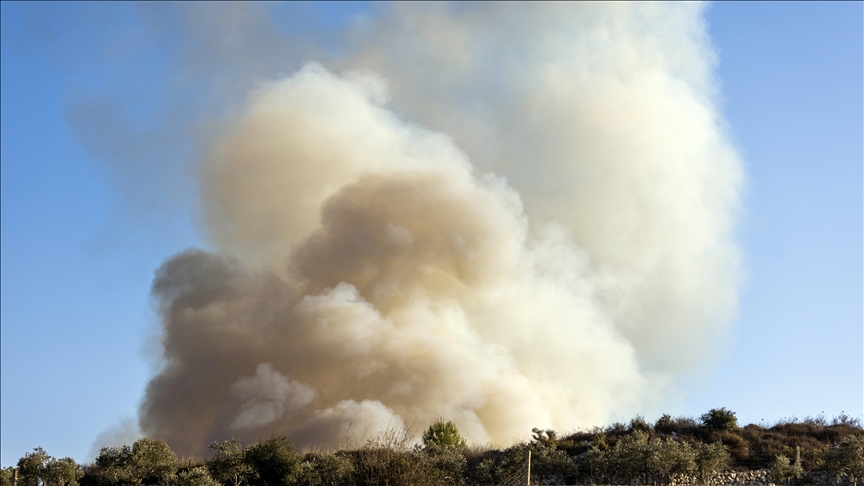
[296,453,354,486]
[629,416,651,433]
[701,408,739,432]
[425,447,467,485]
[173,467,219,486]
[351,446,444,486]
[654,415,700,436]
[474,444,533,486]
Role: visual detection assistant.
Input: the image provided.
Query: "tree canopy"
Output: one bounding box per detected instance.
[421,419,466,450]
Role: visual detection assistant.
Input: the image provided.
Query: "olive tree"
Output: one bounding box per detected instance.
[770,455,803,485]
[94,446,133,486]
[581,431,699,485]
[128,438,176,486]
[243,437,300,486]
[826,435,864,486]
[44,458,83,486]
[16,448,82,486]
[206,439,253,486]
[1,467,15,486]
[17,448,51,486]
[648,438,697,484]
[93,438,176,486]
[694,442,729,484]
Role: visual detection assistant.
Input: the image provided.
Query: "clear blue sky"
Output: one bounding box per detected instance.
[1,2,861,466]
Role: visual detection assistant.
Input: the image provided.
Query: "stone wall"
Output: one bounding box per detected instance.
[564,469,855,486]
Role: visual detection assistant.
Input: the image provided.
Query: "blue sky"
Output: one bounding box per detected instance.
[1,2,861,465]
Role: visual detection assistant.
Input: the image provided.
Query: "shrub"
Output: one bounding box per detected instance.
[655,414,674,432]
[701,408,739,432]
[654,415,700,436]
[425,447,467,485]
[173,467,220,486]
[296,453,354,486]
[350,427,443,486]
[629,416,651,433]
[606,422,627,436]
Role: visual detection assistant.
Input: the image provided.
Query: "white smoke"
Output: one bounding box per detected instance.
[230,363,317,430]
[139,3,742,455]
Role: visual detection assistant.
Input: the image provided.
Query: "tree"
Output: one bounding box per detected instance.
[44,458,83,486]
[128,439,177,486]
[825,435,864,486]
[93,439,176,486]
[94,446,133,486]
[206,439,253,486]
[770,455,803,485]
[694,442,729,484]
[243,437,300,486]
[17,448,51,486]
[700,408,738,432]
[14,448,81,486]
[648,438,696,485]
[586,444,610,484]
[422,420,467,451]
[1,467,15,486]
[579,430,701,485]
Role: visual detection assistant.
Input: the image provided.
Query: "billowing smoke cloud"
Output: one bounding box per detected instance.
[140,3,742,456]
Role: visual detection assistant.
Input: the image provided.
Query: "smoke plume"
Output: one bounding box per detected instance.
[140,3,742,455]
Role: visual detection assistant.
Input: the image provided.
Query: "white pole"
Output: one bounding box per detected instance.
[527,450,531,486]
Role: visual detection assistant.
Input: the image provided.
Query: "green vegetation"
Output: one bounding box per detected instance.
[91,439,177,486]
[770,454,803,485]
[15,448,82,486]
[3,411,862,486]
[825,434,864,486]
[422,419,467,451]
[700,408,739,432]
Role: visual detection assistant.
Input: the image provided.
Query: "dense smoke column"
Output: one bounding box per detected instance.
[139,3,742,456]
